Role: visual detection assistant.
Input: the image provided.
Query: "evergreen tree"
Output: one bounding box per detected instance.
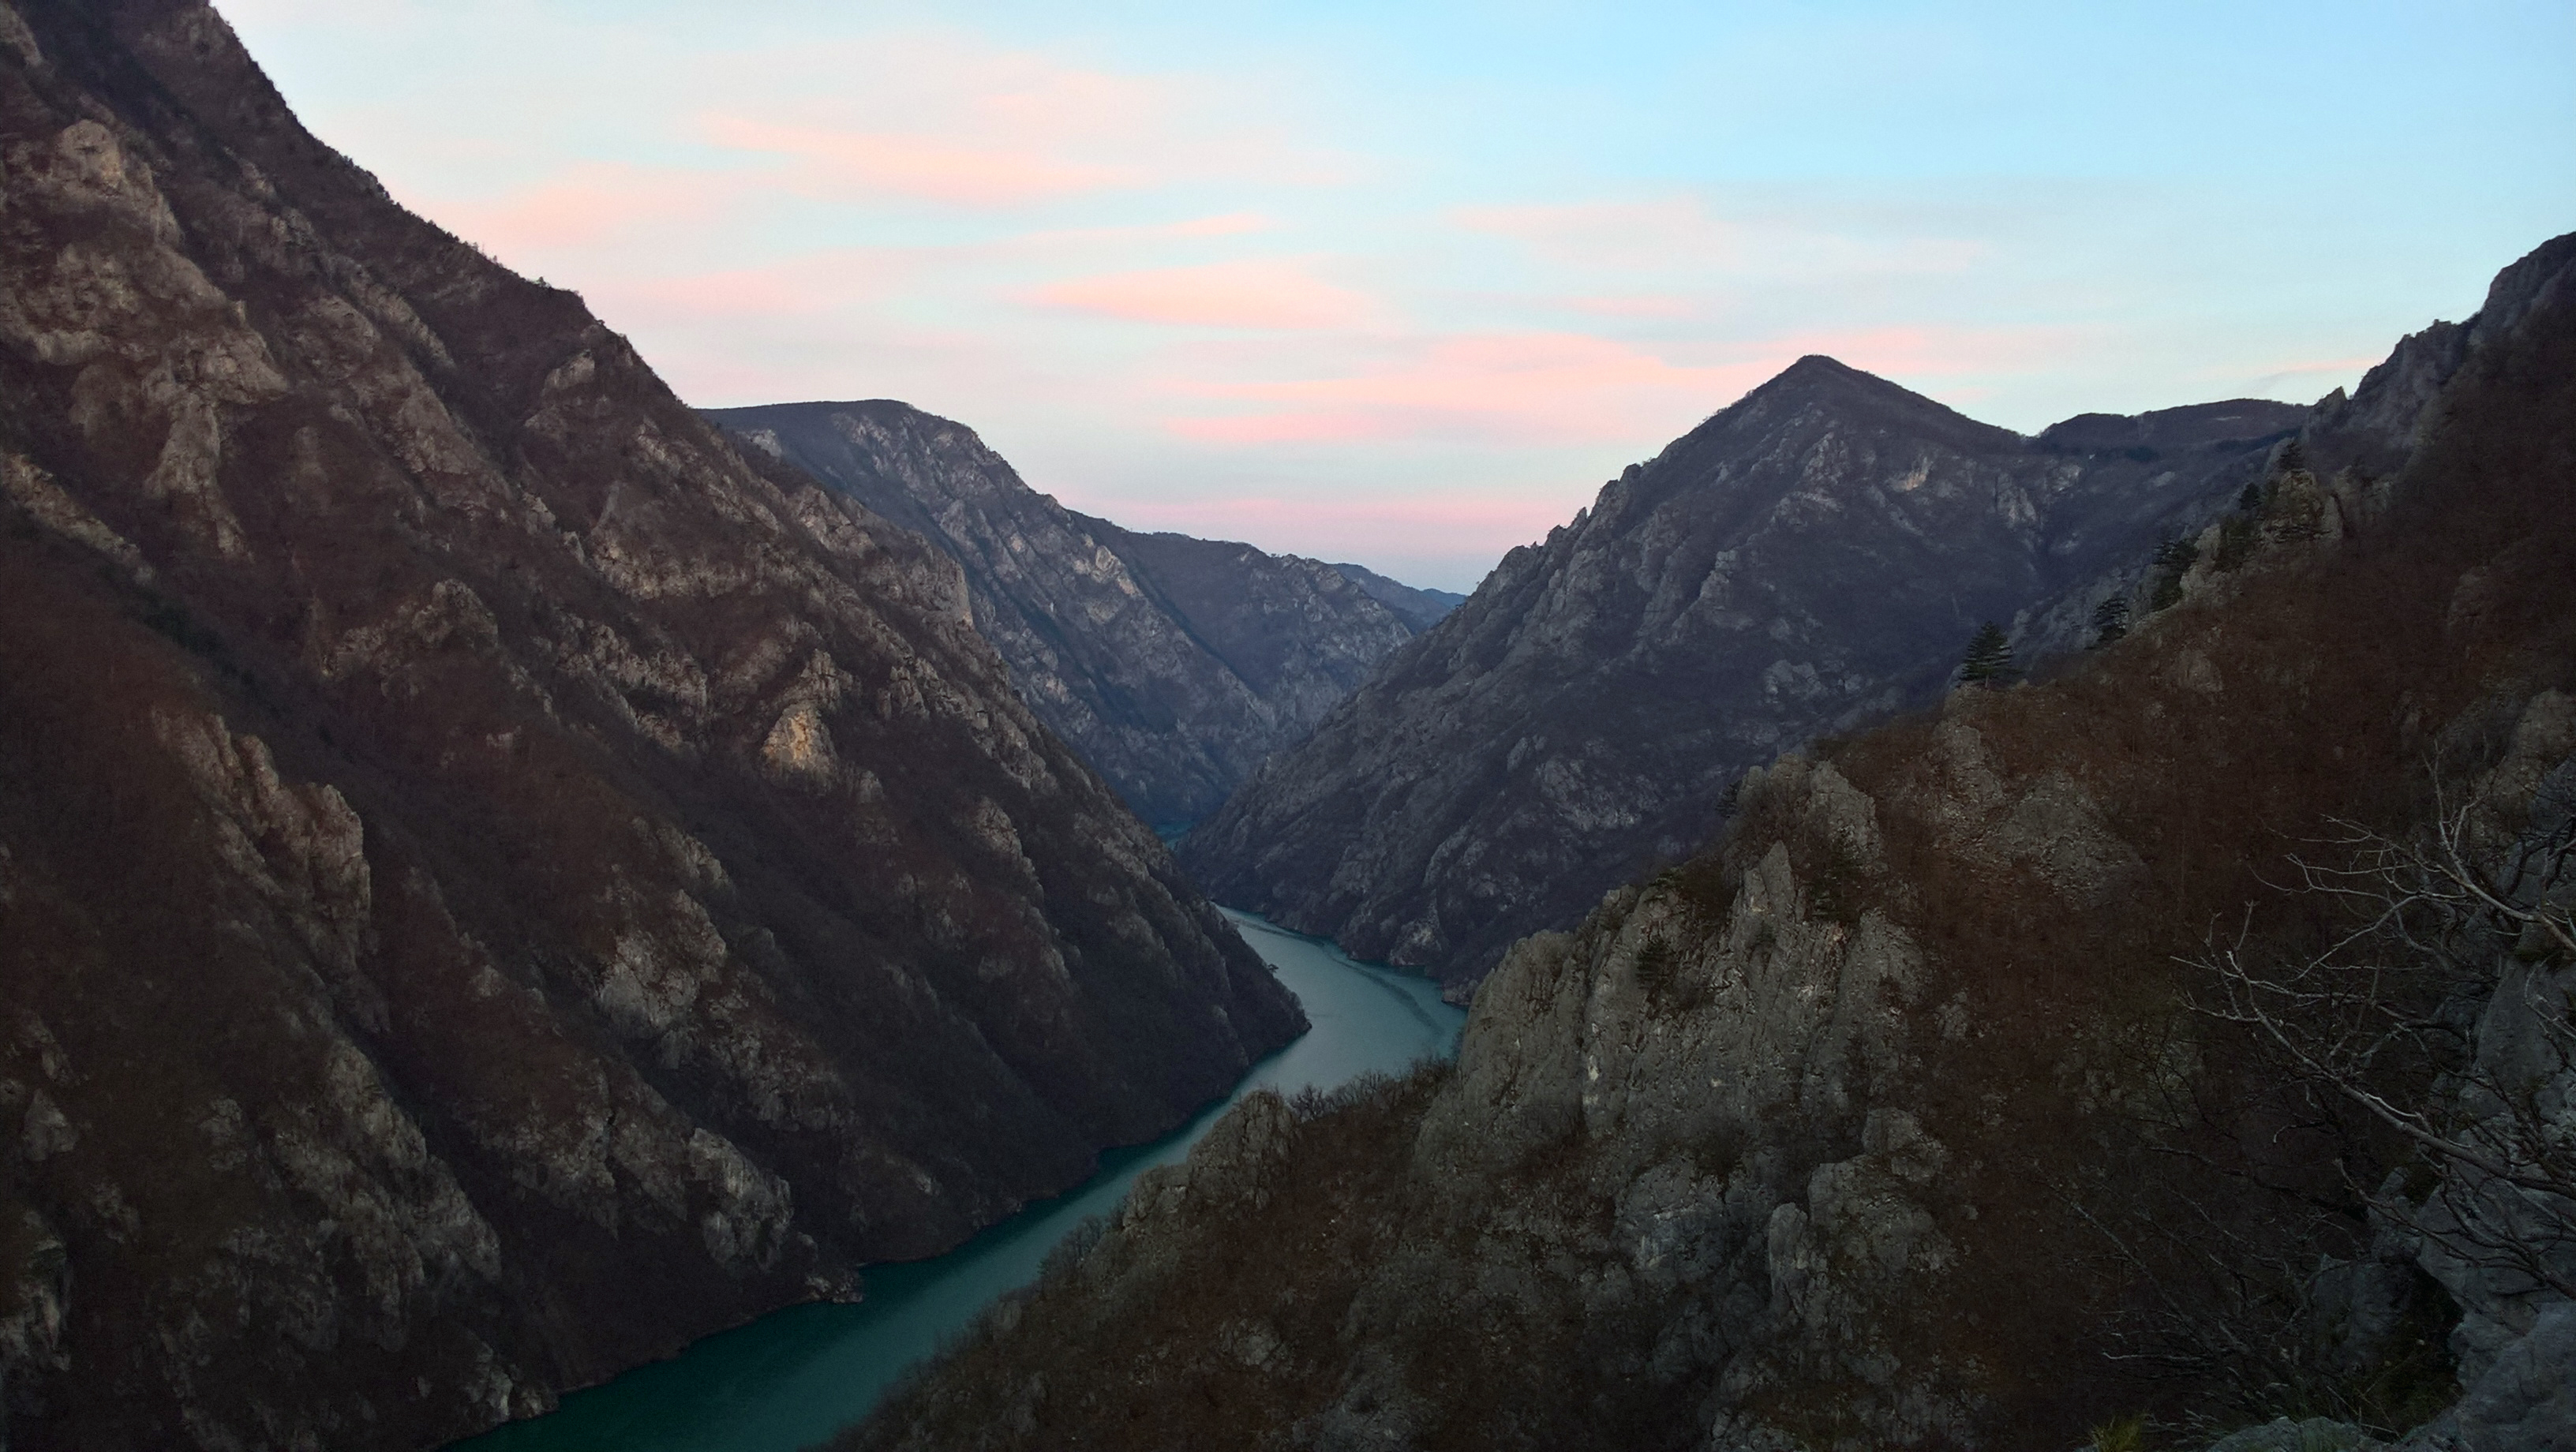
[2149,535,2200,612]
[2277,436,2307,475]
[1958,622,2016,687]
[2089,596,2131,648]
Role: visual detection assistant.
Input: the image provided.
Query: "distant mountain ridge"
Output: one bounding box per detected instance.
[1331,562,1469,632]
[709,399,1455,829]
[1181,357,2308,990]
[2035,398,2322,455]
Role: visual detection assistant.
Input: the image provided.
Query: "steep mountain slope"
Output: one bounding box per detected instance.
[1183,359,2305,990]
[0,4,1303,1447]
[847,234,2576,1452]
[708,400,1424,830]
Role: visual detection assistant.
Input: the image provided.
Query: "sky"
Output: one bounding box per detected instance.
[221,1,2574,593]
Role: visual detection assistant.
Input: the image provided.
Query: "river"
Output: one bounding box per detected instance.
[449,909,1465,1452]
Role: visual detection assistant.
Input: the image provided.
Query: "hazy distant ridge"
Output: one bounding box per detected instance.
[710,399,1446,829]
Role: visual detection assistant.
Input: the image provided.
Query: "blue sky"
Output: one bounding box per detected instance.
[223,0,2573,590]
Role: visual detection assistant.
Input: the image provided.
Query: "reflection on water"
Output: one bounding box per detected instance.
[450,909,1463,1452]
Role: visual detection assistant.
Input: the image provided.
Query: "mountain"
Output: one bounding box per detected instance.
[1330,562,1468,632]
[1180,357,2308,992]
[708,400,1433,831]
[0,4,1304,1447]
[845,235,2576,1452]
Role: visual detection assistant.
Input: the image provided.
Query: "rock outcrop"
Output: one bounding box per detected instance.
[1182,357,2308,992]
[0,4,1304,1447]
[709,400,1436,830]
[843,234,2576,1451]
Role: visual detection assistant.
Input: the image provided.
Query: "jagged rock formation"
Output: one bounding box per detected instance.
[0,5,1305,1448]
[1182,358,2305,992]
[707,401,1433,830]
[843,234,2576,1451]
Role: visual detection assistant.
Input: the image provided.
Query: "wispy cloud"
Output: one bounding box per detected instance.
[1106,488,1576,557]
[406,162,746,255]
[1556,294,1702,320]
[216,0,2555,589]
[1031,259,1376,330]
[1164,331,1754,444]
[700,115,1141,207]
[1157,321,2081,445]
[1020,212,1277,246]
[2231,353,2388,399]
[691,32,1351,208]
[1455,196,1987,280]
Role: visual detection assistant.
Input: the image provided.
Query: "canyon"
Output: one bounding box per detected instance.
[2,2,2568,1450]
[848,234,2576,1452]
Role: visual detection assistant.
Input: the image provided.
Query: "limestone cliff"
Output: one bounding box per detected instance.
[0,3,1304,1447]
[708,400,1432,830]
[1182,358,2307,993]
[843,234,2576,1450]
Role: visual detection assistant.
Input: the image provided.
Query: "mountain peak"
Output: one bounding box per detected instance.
[1779,352,1866,378]
[1752,354,1893,402]
[1705,354,2021,455]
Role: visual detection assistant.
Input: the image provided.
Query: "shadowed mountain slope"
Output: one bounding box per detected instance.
[0,3,1304,1446]
[1181,356,2307,991]
[708,400,1432,830]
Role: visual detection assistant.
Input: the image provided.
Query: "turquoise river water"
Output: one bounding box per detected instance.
[449,908,1465,1452]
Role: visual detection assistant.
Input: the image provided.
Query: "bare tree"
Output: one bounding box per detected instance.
[2197,775,2576,1304]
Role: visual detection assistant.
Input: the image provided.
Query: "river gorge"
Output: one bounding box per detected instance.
[449,911,1466,1452]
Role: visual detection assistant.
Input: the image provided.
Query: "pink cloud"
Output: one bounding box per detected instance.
[702,114,1139,206]
[1093,491,1577,567]
[1115,491,1559,535]
[696,32,1357,204]
[953,49,1166,137]
[406,163,742,256]
[1163,331,1762,444]
[614,264,864,322]
[1155,324,2082,446]
[1030,259,1375,330]
[1018,211,1275,246]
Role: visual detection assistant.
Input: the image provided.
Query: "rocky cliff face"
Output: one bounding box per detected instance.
[708,400,1428,830]
[1181,358,2307,993]
[844,234,2576,1452]
[0,4,1305,1448]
